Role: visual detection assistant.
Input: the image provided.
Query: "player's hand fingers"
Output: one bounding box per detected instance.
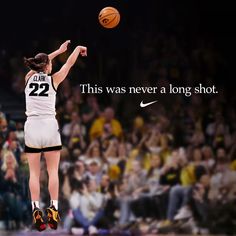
[62,40,70,47]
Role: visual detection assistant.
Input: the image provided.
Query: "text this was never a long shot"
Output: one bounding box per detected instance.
[79,83,218,96]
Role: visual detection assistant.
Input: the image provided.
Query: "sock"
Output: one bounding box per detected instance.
[32,201,40,210]
[51,200,58,210]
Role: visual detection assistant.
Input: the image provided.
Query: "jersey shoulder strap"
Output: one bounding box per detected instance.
[50,76,57,92]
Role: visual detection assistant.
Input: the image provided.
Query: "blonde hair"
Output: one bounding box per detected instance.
[1,150,18,172]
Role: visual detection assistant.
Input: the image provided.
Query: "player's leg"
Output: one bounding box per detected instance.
[27,152,41,206]
[43,118,61,203]
[44,150,61,229]
[25,119,43,207]
[44,150,60,203]
[27,152,46,231]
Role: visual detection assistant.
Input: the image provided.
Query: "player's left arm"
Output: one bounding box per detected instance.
[48,40,71,60]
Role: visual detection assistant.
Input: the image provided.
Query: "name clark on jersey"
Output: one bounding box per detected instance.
[33,75,46,82]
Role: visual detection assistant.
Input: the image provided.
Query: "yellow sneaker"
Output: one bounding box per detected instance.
[32,208,46,231]
[46,205,60,230]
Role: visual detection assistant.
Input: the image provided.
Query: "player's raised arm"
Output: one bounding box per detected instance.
[52,45,87,87]
[24,41,71,81]
[48,40,71,60]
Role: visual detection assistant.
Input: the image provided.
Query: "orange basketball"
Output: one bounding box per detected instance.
[98,7,120,29]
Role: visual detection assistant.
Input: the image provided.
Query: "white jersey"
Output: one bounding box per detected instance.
[25,72,57,117]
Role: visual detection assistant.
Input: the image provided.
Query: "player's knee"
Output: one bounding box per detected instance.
[47,169,59,177]
[30,172,40,180]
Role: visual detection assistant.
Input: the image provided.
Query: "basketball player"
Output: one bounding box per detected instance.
[24,40,87,231]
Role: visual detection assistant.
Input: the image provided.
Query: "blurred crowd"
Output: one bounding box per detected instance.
[1,29,236,235]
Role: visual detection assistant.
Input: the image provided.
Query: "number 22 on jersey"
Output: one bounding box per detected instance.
[29,83,49,97]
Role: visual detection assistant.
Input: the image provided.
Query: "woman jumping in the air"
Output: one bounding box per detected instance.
[24,41,87,231]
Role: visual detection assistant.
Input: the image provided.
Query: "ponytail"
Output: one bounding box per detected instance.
[24,53,49,72]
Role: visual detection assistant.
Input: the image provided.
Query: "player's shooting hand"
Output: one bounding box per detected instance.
[59,40,71,53]
[77,46,87,56]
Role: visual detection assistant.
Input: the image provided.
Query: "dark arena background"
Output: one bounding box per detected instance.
[0,0,236,235]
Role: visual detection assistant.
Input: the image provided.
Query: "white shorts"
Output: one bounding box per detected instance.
[24,116,62,153]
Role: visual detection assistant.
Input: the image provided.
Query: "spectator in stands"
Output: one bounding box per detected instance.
[130,153,166,220]
[66,113,86,154]
[118,160,147,225]
[85,160,103,185]
[90,107,123,140]
[100,174,119,227]
[186,165,221,234]
[59,99,77,126]
[160,150,181,186]
[83,140,103,166]
[0,118,8,149]
[202,145,215,171]
[71,179,105,235]
[131,116,145,146]
[190,127,205,147]
[209,156,236,202]
[0,151,22,229]
[15,122,24,146]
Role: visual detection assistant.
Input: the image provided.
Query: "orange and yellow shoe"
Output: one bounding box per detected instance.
[32,208,46,231]
[46,205,60,230]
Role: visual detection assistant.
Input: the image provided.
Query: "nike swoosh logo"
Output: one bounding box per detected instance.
[140,100,158,108]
